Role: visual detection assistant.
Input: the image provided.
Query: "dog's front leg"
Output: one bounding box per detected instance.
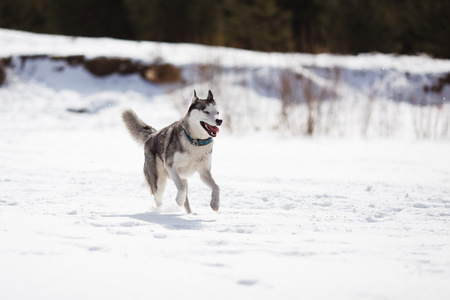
[165,164,186,207]
[200,169,220,211]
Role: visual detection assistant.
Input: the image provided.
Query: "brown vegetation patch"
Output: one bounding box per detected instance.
[423,73,450,93]
[0,57,12,86]
[81,57,182,83]
[0,64,5,86]
[83,57,137,77]
[140,63,182,84]
[11,55,183,84]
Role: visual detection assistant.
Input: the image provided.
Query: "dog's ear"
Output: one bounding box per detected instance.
[190,90,198,104]
[207,90,214,101]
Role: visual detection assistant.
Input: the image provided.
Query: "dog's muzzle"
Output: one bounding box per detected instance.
[216,119,223,126]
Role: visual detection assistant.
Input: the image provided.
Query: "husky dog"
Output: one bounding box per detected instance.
[122,90,222,213]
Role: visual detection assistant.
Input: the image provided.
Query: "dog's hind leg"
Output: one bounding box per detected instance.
[181,179,192,214]
[154,175,167,207]
[144,153,166,207]
[143,167,159,206]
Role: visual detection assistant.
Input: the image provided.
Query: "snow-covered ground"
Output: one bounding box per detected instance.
[1,29,450,299]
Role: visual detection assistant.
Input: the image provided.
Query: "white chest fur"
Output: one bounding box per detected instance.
[172,141,213,178]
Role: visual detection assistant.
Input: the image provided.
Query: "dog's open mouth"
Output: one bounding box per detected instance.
[201,121,220,137]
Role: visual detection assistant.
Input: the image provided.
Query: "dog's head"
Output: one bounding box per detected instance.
[187,90,223,138]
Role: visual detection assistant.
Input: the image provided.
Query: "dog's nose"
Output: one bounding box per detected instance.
[216,119,223,126]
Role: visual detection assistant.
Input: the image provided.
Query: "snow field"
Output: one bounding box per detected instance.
[1,118,449,299]
[1,29,450,299]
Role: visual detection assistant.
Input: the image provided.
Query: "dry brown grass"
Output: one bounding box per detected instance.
[141,63,182,84]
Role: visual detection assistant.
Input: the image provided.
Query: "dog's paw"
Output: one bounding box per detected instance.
[175,193,186,207]
[210,200,220,211]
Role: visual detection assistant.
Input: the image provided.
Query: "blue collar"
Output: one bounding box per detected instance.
[183,129,213,146]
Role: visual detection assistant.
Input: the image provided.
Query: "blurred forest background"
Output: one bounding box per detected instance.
[1,0,449,58]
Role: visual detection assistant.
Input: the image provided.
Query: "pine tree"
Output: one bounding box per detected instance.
[220,0,293,52]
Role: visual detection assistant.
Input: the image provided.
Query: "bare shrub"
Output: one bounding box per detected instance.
[320,68,341,135]
[169,58,447,140]
[411,94,450,139]
[361,88,375,137]
[0,61,5,86]
[195,61,238,132]
[278,69,299,132]
[304,77,321,135]
[169,59,237,130]
[276,65,340,136]
[198,63,223,87]
[378,100,401,138]
[306,67,340,135]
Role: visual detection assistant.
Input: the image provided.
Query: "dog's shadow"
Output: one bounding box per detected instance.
[105,212,215,231]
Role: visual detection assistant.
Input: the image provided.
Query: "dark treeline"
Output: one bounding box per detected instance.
[1,0,449,57]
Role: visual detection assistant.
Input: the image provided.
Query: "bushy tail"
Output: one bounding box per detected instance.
[122,109,157,144]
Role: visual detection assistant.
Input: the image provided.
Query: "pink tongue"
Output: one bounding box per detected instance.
[208,124,220,133]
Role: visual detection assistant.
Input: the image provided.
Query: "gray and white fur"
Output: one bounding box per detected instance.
[122,90,222,213]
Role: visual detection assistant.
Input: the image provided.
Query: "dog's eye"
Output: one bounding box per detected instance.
[203,110,210,114]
